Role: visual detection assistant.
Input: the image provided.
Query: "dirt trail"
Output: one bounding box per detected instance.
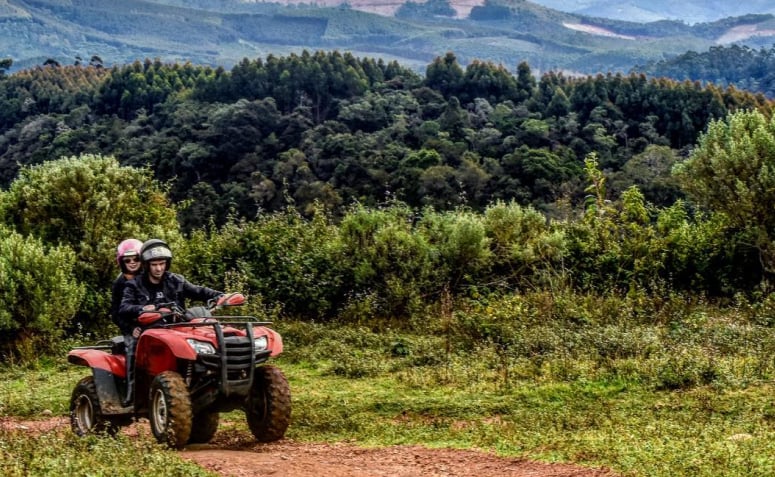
[1,417,618,477]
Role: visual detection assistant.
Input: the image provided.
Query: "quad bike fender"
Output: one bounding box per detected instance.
[262,327,284,357]
[68,349,126,377]
[135,330,197,376]
[67,350,128,415]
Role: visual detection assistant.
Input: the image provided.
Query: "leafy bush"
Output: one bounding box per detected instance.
[482,200,565,288]
[674,109,775,278]
[0,227,83,360]
[415,206,492,292]
[179,206,346,318]
[0,154,180,333]
[338,202,435,319]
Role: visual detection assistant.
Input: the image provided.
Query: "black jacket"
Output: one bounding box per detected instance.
[111,272,136,334]
[118,271,222,329]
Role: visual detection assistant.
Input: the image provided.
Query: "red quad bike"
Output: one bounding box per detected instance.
[67,293,291,448]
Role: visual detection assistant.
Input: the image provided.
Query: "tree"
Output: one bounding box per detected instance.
[89,55,104,68]
[515,61,536,104]
[611,144,682,206]
[460,60,518,105]
[0,58,11,76]
[674,109,775,280]
[425,52,464,99]
[0,154,181,331]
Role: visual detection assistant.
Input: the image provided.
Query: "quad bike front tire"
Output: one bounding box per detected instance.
[70,376,121,436]
[148,371,192,449]
[245,365,291,442]
[188,411,219,444]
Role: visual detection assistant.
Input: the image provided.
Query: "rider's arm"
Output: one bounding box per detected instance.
[118,278,149,324]
[179,275,223,303]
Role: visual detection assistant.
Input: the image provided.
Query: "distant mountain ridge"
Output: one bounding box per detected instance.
[171,0,775,24]
[526,0,775,24]
[154,0,485,18]
[3,0,775,76]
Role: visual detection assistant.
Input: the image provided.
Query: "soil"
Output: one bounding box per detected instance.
[1,416,618,477]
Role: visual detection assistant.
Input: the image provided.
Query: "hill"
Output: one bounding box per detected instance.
[3,0,775,75]
[527,0,775,24]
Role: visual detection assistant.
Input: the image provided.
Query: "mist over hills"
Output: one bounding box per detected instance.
[2,0,775,76]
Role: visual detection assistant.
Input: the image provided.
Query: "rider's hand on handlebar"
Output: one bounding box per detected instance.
[212,292,245,308]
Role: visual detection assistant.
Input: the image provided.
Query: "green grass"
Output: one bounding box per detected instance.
[0,427,214,477]
[283,367,775,476]
[7,359,775,476]
[4,294,775,476]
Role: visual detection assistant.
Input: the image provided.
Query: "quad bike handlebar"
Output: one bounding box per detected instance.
[137,293,246,327]
[208,292,245,309]
[137,304,181,326]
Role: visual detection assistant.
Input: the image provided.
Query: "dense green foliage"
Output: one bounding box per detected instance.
[1,52,771,236]
[675,109,775,278]
[0,52,773,355]
[634,44,775,97]
[0,155,180,340]
[0,227,83,359]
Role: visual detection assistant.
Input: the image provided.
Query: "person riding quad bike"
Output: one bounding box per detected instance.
[67,240,291,448]
[118,239,224,406]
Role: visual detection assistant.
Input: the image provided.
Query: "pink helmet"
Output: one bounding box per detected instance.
[116,238,143,272]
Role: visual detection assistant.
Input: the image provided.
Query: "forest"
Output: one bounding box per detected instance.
[633,44,775,98]
[0,50,771,225]
[0,49,774,356]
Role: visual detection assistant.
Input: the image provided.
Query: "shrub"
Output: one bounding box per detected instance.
[178,205,346,318]
[0,227,84,360]
[338,202,435,319]
[0,154,180,333]
[482,201,566,286]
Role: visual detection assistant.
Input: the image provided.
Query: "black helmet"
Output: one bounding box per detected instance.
[140,238,173,270]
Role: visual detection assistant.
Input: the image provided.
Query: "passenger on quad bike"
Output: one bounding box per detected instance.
[118,238,225,405]
[111,238,144,325]
[111,238,144,406]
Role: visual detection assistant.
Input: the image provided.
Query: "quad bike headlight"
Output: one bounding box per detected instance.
[253,335,268,351]
[187,339,216,355]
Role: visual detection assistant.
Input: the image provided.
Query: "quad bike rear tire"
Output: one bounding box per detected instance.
[70,376,125,436]
[148,371,192,449]
[188,411,219,444]
[245,365,291,442]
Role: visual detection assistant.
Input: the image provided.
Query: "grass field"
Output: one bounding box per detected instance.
[3,294,775,476]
